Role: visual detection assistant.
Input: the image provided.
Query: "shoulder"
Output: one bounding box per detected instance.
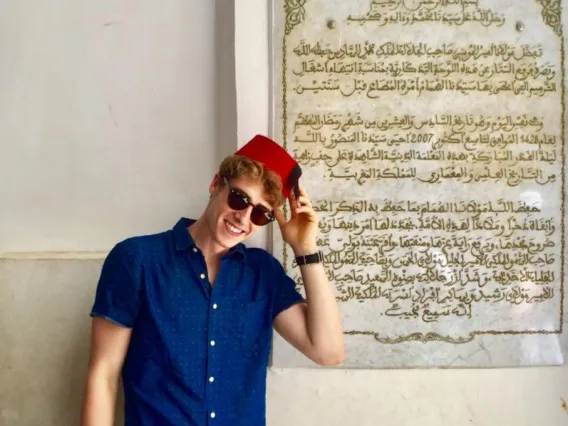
[105,229,172,267]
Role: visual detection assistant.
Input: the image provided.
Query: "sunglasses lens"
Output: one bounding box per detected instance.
[226,185,274,226]
[227,190,249,210]
[251,208,273,226]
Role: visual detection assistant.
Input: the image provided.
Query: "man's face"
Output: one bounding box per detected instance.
[206,175,274,249]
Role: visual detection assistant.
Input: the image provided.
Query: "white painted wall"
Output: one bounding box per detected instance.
[0,0,223,253]
[0,0,567,425]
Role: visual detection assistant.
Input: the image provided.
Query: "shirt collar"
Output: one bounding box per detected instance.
[172,217,246,259]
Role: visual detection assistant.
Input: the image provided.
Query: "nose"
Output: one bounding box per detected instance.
[234,205,253,224]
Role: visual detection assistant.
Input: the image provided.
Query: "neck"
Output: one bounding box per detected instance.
[187,217,227,261]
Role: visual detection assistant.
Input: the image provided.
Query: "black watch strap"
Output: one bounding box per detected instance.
[295,251,324,266]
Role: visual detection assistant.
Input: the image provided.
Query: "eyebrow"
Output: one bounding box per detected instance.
[233,185,272,211]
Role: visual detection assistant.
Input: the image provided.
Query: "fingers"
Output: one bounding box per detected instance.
[288,195,310,218]
[295,205,316,216]
[286,184,317,220]
[295,195,312,208]
[274,204,314,224]
[290,194,317,221]
[290,183,311,204]
[294,206,318,223]
[290,184,309,201]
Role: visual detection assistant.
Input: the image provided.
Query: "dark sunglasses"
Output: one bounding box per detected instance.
[224,178,275,226]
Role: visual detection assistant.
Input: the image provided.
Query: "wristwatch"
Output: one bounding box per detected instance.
[295,251,324,266]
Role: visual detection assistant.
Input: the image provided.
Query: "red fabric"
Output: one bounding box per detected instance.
[235,134,301,198]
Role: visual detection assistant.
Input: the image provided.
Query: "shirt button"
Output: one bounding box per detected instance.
[213,303,218,309]
[209,376,215,383]
[211,412,216,419]
[193,247,198,252]
[210,340,216,346]
[200,273,205,279]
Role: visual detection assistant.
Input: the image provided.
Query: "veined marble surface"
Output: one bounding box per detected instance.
[270,0,568,368]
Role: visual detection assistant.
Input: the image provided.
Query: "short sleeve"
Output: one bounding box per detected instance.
[272,259,305,320]
[90,240,141,328]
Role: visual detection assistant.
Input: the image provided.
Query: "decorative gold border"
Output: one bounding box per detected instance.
[284,0,307,35]
[344,328,563,344]
[557,0,565,335]
[281,0,306,269]
[345,330,475,344]
[279,0,565,343]
[536,0,562,36]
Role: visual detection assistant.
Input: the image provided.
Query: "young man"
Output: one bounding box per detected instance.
[80,135,344,426]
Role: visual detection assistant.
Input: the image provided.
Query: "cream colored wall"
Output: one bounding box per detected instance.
[1,1,567,426]
[0,0,226,252]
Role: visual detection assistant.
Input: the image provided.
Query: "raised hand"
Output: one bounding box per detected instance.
[273,184,318,255]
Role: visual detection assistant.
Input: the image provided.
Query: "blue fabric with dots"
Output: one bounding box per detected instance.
[90,217,305,426]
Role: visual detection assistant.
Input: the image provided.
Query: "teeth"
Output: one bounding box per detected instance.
[226,220,243,234]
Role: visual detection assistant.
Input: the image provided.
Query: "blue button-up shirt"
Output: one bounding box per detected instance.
[90,217,304,426]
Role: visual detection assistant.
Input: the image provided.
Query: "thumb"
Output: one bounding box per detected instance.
[273,208,287,228]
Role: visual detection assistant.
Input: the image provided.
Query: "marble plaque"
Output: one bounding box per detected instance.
[270,0,568,367]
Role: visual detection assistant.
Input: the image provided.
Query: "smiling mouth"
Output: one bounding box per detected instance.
[224,220,244,236]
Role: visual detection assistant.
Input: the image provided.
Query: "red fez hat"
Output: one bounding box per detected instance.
[235,134,302,199]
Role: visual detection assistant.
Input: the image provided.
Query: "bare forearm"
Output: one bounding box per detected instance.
[80,371,119,426]
[297,258,344,365]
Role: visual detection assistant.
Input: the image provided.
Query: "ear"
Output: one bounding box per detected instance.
[209,173,223,196]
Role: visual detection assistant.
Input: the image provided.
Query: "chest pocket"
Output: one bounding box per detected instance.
[232,299,271,358]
